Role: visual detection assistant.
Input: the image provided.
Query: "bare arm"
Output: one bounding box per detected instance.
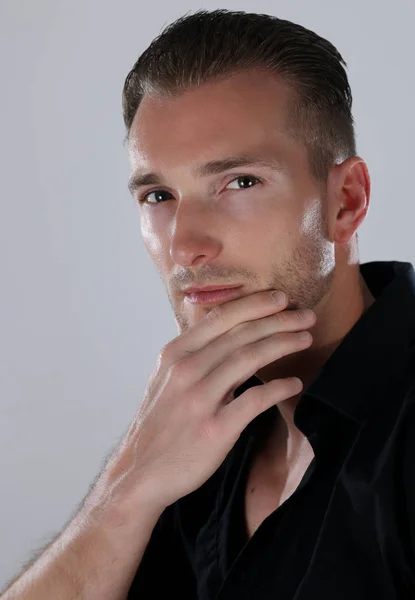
[1,289,315,599]
[0,448,166,600]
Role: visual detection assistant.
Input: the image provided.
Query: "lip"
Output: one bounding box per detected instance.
[184,285,243,305]
[184,284,242,293]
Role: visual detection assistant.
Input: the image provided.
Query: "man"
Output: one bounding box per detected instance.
[124,8,415,599]
[2,8,415,600]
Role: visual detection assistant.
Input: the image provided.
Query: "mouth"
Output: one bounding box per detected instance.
[184,286,243,305]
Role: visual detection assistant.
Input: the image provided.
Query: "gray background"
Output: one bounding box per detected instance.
[0,0,414,588]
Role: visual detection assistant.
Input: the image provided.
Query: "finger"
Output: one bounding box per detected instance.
[173,290,288,358]
[199,330,312,408]
[218,376,304,435]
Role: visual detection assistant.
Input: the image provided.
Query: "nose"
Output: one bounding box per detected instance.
[169,201,223,268]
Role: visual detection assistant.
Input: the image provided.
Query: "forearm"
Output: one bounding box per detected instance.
[1,480,165,600]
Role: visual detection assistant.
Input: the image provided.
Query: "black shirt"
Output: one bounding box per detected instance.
[128,260,415,599]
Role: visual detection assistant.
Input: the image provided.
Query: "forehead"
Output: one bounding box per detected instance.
[127,70,294,173]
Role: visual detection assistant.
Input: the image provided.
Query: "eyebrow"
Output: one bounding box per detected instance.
[127,154,285,195]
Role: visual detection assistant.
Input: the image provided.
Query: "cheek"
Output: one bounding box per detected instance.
[299,198,326,239]
[141,216,168,270]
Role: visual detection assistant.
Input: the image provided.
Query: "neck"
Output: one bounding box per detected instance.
[255,261,376,461]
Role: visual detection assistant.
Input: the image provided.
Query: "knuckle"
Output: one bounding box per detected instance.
[237,387,259,414]
[278,332,299,349]
[271,311,287,327]
[297,309,314,323]
[169,356,194,380]
[159,341,175,363]
[229,322,246,344]
[234,343,256,364]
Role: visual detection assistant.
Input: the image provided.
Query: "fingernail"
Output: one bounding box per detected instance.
[271,291,286,306]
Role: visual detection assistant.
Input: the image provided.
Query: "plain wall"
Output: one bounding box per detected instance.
[0,0,414,589]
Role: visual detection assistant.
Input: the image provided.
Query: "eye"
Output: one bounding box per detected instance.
[138,174,262,205]
[139,189,174,205]
[225,175,262,191]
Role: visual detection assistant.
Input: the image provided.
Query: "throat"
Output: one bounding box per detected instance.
[243,417,315,541]
[244,440,315,541]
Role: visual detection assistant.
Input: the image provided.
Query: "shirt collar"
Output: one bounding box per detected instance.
[235,261,415,428]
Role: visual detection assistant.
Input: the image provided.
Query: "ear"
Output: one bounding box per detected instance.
[327,156,371,244]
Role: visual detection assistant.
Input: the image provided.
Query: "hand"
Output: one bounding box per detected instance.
[100,291,316,512]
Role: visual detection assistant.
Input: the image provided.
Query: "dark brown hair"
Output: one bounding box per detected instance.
[122,9,356,183]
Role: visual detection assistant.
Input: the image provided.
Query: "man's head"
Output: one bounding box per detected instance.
[123,9,370,334]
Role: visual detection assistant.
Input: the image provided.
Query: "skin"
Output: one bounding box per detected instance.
[127,69,375,469]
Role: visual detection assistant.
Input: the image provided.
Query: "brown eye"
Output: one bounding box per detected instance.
[138,175,262,205]
[139,190,174,205]
[226,175,261,190]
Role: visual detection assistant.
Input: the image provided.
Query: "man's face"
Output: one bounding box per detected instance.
[127,70,335,333]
